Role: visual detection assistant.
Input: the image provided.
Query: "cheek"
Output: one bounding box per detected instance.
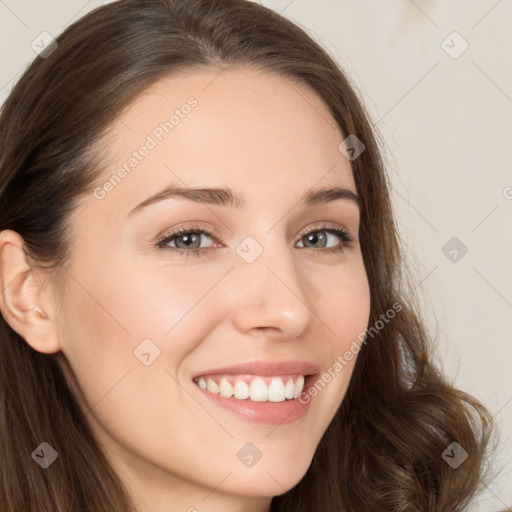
[306,260,370,407]
[58,255,230,409]
[313,258,371,354]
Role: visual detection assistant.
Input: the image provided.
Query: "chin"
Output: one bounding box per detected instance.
[227,454,313,498]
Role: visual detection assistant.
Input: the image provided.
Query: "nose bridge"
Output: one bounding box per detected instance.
[229,229,315,337]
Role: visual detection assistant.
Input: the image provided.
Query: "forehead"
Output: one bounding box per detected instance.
[90,66,356,218]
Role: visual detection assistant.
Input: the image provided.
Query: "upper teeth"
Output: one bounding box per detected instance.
[195,375,305,402]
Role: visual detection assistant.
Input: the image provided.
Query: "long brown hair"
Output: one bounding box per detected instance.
[0,1,494,510]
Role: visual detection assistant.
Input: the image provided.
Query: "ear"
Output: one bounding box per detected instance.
[0,229,62,354]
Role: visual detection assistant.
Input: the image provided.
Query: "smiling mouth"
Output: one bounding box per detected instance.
[192,374,311,402]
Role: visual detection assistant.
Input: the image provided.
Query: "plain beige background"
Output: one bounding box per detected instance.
[1,1,511,510]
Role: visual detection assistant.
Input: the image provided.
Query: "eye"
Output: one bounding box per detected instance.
[155,223,218,258]
[296,225,355,255]
[155,222,356,258]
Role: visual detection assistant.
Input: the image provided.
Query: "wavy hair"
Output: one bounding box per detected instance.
[0,0,493,510]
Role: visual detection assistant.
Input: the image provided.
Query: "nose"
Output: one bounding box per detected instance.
[229,235,320,340]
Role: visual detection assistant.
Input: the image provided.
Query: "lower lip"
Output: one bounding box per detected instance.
[193,375,318,425]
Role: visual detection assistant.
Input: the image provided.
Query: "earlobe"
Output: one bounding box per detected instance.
[0,229,61,354]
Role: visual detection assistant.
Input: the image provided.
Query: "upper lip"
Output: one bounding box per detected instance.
[192,360,320,379]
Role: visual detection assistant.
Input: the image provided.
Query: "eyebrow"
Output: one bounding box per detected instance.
[128,183,361,216]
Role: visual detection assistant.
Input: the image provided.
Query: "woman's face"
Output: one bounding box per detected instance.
[54,66,371,510]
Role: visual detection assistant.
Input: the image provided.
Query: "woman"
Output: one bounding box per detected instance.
[0,0,494,510]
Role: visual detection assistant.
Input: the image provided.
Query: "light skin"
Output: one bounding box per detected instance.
[0,66,371,512]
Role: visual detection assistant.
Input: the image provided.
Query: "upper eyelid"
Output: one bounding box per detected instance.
[156,223,217,243]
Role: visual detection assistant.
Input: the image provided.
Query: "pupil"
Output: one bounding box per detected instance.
[307,232,326,248]
[180,233,199,248]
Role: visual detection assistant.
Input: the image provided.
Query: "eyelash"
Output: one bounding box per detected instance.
[155,222,356,259]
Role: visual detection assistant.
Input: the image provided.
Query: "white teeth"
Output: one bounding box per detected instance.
[206,379,219,394]
[197,375,307,402]
[293,375,305,398]
[285,379,295,400]
[233,380,250,399]
[249,378,268,402]
[219,378,234,398]
[268,378,286,402]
